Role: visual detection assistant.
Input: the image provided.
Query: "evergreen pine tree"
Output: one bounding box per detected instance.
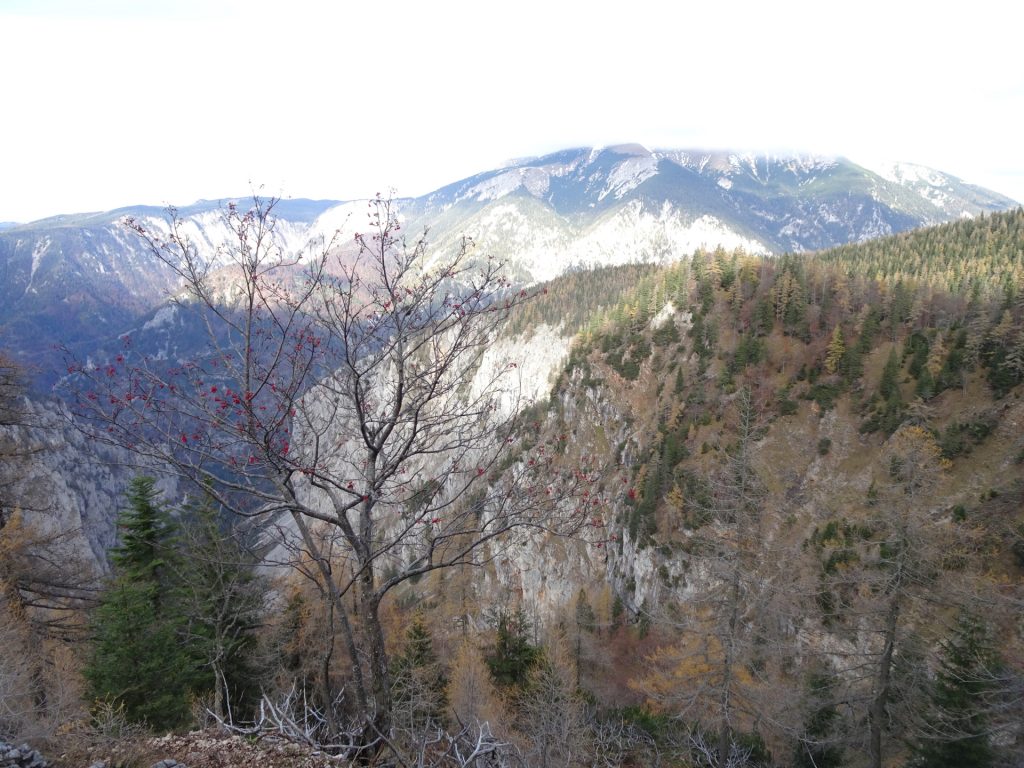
[857,308,881,353]
[85,476,194,730]
[879,347,901,402]
[392,614,447,732]
[909,611,1001,768]
[178,490,264,722]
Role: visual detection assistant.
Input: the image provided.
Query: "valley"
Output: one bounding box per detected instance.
[0,149,1022,768]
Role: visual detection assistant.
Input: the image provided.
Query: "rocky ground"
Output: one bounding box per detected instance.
[130,731,341,768]
[1,739,49,768]
[3,731,343,768]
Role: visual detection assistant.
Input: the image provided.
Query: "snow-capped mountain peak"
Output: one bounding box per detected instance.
[1,145,1018,381]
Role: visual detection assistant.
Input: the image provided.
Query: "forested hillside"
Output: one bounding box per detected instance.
[1,208,1022,767]
[816,207,1024,299]
[526,206,1024,766]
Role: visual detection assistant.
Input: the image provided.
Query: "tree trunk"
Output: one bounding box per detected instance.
[320,601,338,736]
[361,578,392,743]
[213,661,224,722]
[290,511,368,716]
[869,593,900,768]
[718,562,741,767]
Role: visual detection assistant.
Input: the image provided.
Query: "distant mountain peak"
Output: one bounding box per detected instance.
[604,143,653,157]
[1,145,1018,383]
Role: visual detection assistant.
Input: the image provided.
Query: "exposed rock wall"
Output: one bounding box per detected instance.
[0,397,176,572]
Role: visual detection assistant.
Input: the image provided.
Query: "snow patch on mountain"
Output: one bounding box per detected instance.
[780,155,839,176]
[455,166,554,204]
[599,155,659,201]
[142,304,178,331]
[306,200,372,254]
[575,202,766,267]
[864,159,943,187]
[421,197,768,284]
[853,158,984,216]
[466,170,528,202]
[129,209,318,270]
[29,236,50,282]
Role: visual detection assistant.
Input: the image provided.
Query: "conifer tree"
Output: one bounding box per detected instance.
[178,490,264,722]
[636,390,784,766]
[85,476,194,730]
[909,612,1001,768]
[825,326,845,375]
[392,614,447,740]
[879,347,901,402]
[447,639,505,731]
[518,633,587,768]
[486,608,539,688]
[112,476,176,583]
[915,366,936,400]
[792,669,844,768]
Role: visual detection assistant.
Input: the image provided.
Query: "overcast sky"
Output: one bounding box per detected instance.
[1,0,1022,222]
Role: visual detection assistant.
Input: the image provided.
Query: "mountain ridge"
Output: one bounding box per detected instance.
[0,145,1018,384]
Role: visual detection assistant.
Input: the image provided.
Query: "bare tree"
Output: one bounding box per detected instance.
[587,712,659,768]
[447,639,507,734]
[0,606,34,738]
[687,730,754,768]
[0,353,100,743]
[516,633,588,768]
[62,194,592,753]
[175,492,266,724]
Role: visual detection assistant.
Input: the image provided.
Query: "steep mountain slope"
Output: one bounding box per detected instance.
[398,145,1017,269]
[855,158,1013,218]
[489,206,1023,584]
[0,199,339,382]
[2,146,1016,388]
[448,211,1024,763]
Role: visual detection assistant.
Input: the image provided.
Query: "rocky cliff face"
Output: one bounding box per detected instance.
[0,397,176,572]
[470,288,1024,627]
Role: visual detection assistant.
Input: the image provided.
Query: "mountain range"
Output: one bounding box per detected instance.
[0,144,1018,384]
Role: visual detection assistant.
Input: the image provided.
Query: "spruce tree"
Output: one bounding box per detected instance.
[178,490,264,722]
[85,476,193,730]
[909,612,1001,768]
[392,614,447,734]
[793,670,844,768]
[486,609,539,687]
[915,366,936,400]
[879,347,901,402]
[112,475,176,584]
